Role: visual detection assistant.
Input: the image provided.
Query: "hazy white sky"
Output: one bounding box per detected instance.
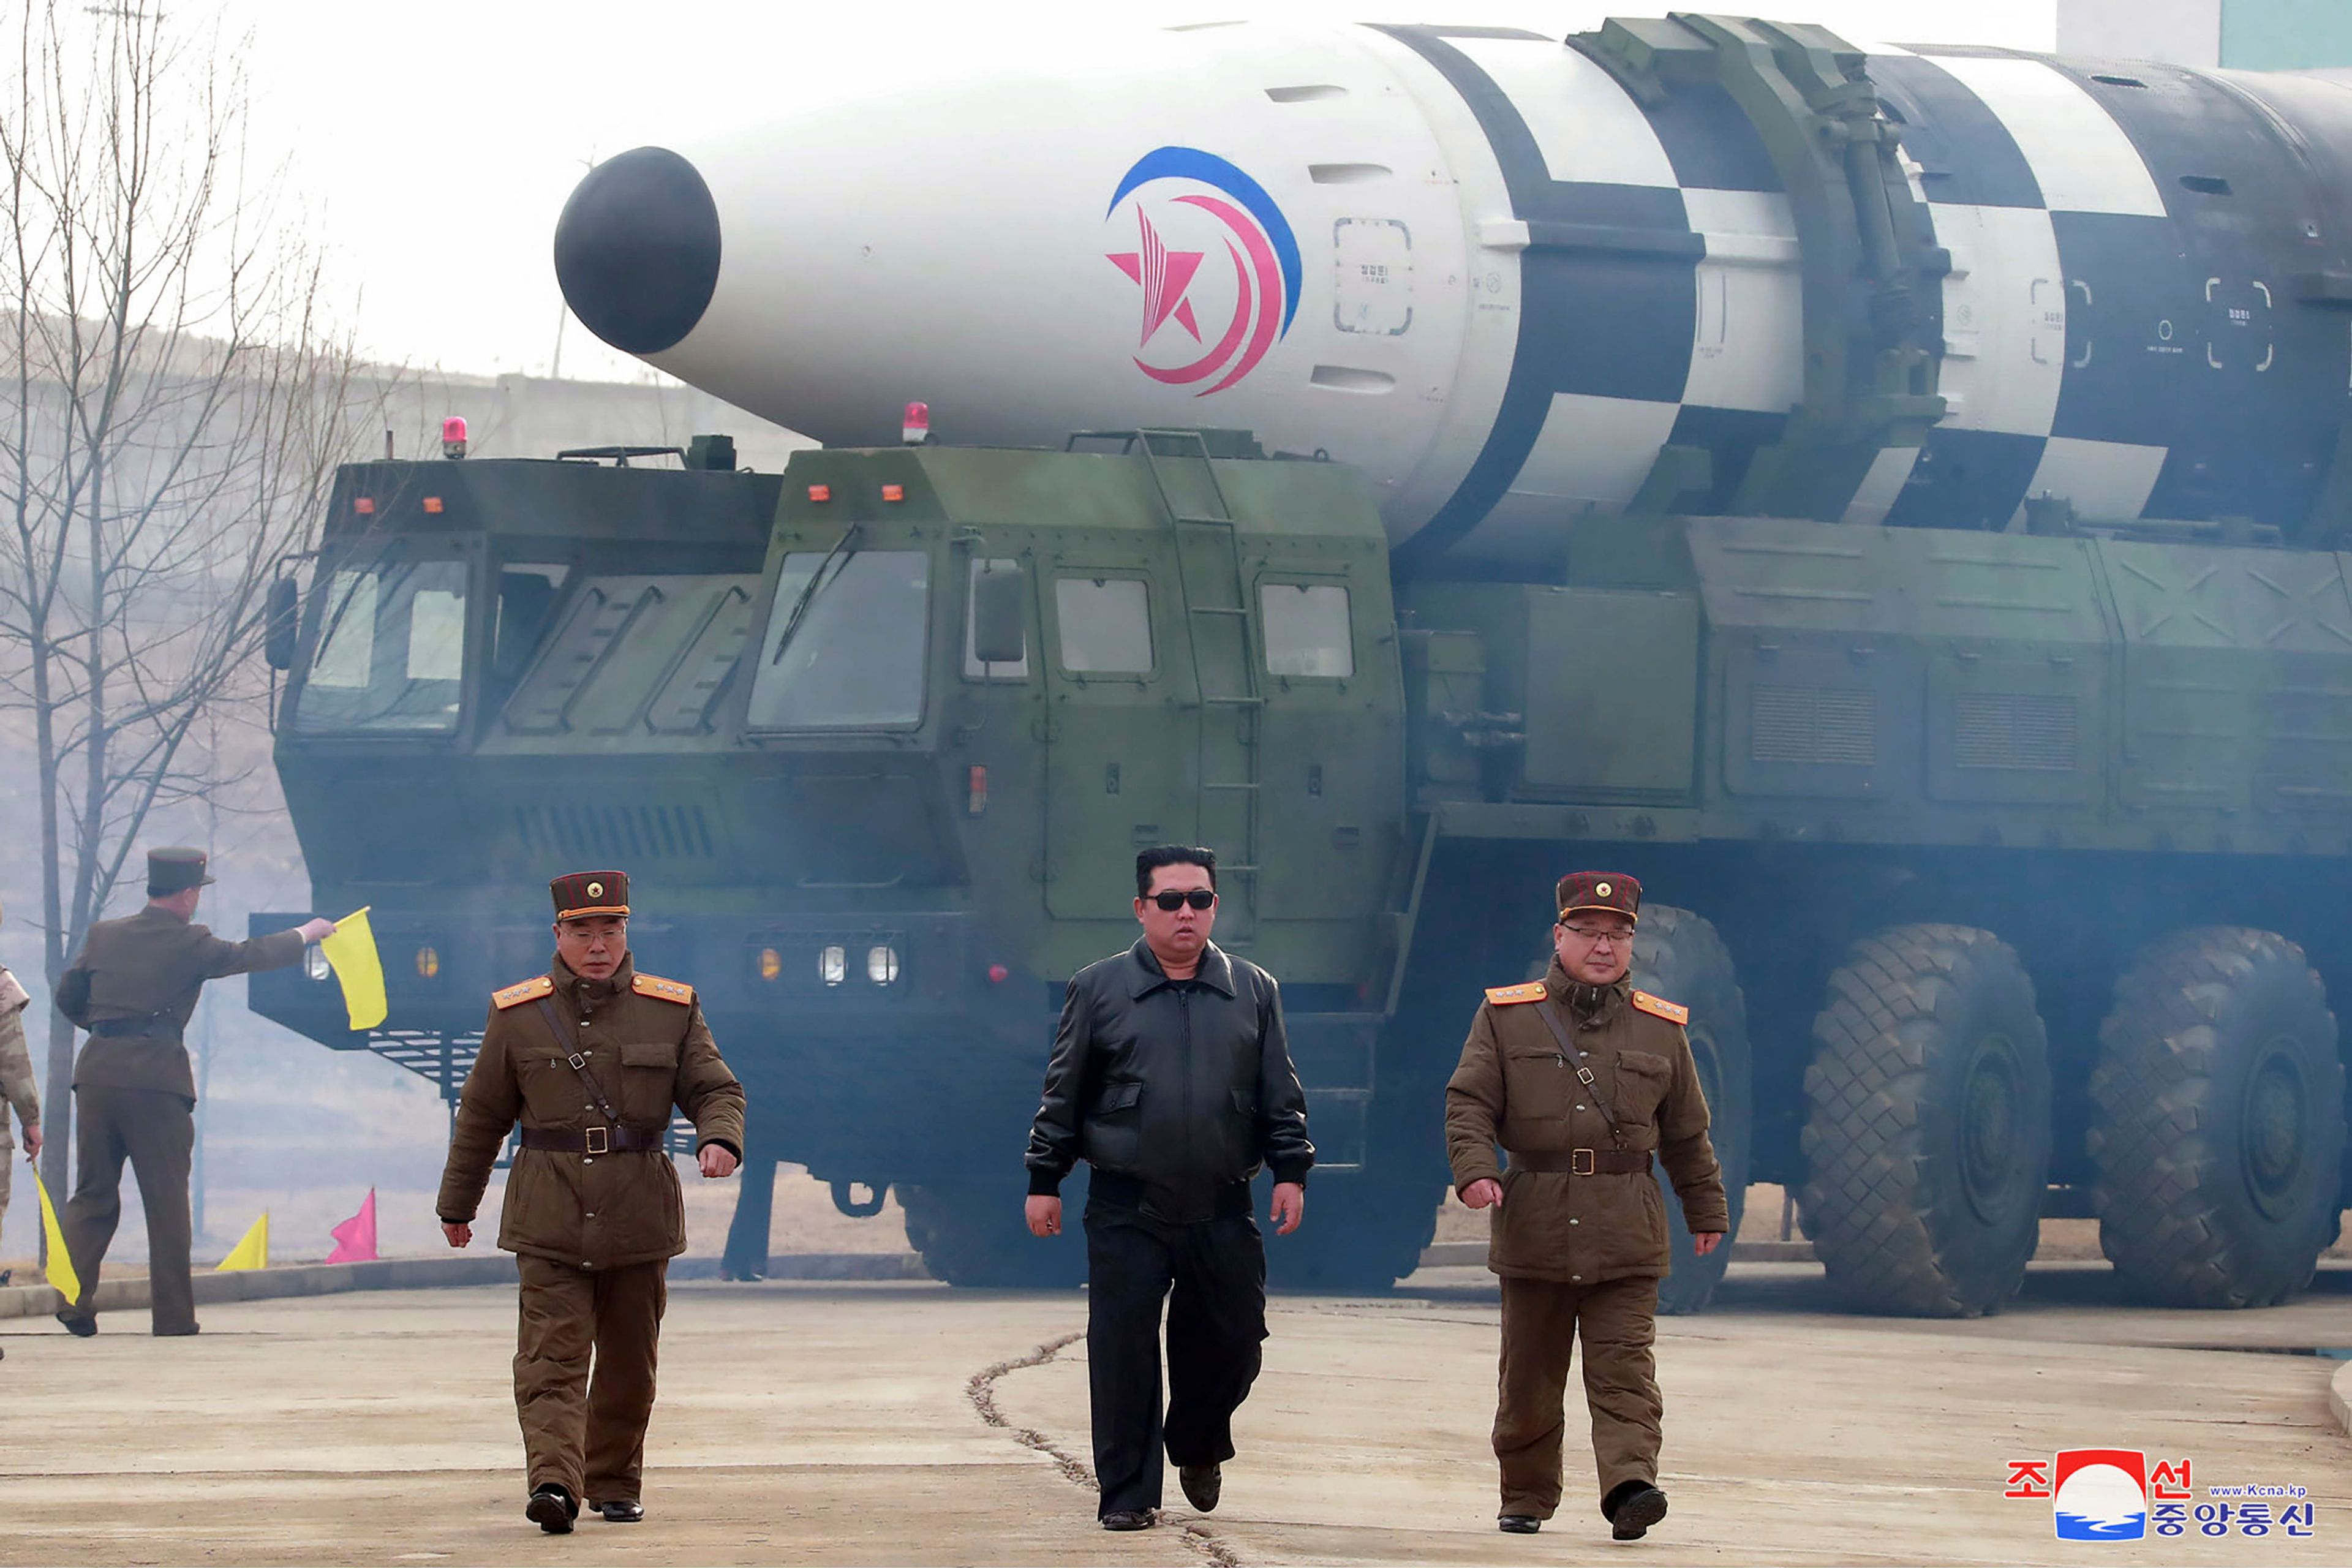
[224,1,2060,382]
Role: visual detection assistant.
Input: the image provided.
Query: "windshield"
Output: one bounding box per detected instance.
[290,559,469,733]
[745,550,930,730]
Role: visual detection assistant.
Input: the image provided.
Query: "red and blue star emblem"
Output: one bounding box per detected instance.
[1105,148,1300,396]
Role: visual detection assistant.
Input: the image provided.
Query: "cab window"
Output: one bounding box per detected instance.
[1055,576,1153,674]
[290,559,469,733]
[1261,582,1354,678]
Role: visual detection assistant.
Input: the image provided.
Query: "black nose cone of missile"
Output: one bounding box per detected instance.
[554,146,721,355]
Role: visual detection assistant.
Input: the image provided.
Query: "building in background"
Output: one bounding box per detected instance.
[2060,0,2352,70]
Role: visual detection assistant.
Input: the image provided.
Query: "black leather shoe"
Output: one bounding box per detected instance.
[526,1483,579,1534]
[1607,1484,1669,1541]
[1101,1510,1155,1531]
[590,1500,644,1523]
[1498,1515,1542,1534]
[56,1311,96,1338]
[1178,1462,1221,1513]
[154,1324,200,1338]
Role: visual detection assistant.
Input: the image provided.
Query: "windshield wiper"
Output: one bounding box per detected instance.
[767,522,862,666]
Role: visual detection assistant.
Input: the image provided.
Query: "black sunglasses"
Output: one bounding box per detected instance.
[1148,889,1216,911]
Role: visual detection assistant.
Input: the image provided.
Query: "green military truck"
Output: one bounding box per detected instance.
[248,425,2348,1314]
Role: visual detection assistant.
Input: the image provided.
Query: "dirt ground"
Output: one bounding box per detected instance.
[1,1260,2343,1567]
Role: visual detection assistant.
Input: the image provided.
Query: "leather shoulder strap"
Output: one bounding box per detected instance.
[1528,999,1629,1150]
[533,997,623,1125]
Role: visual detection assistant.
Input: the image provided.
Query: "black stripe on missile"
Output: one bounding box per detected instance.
[1871,55,2043,210]
[1634,80,1782,194]
[1374,24,1698,573]
[1880,428,2047,531]
[2033,58,2345,529]
[1668,407,1790,511]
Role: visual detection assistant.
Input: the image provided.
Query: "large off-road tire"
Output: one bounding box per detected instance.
[2090,927,2346,1309]
[1267,1174,1444,1293]
[901,1170,1090,1289]
[1629,906,1752,1315]
[1801,924,2052,1317]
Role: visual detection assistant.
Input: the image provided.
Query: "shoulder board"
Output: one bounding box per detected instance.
[492,976,554,1010]
[1631,990,1689,1025]
[1484,982,1550,1006]
[631,973,695,1006]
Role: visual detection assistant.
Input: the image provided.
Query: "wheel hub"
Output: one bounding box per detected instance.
[2241,1043,2308,1221]
[1961,1035,2025,1226]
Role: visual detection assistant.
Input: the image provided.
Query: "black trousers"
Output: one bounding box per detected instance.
[1082,1192,1268,1517]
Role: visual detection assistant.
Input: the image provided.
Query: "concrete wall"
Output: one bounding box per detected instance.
[2059,0,2352,69]
[2057,0,2222,66]
[2220,0,2352,69]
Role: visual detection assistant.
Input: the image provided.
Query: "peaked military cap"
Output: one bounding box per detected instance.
[551,869,628,921]
[147,846,216,894]
[1556,870,1640,924]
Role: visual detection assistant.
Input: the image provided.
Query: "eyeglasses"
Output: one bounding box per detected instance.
[1558,925,1632,947]
[1150,889,1216,911]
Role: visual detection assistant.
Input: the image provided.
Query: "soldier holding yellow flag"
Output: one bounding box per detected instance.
[437,869,745,1535]
[51,848,334,1338]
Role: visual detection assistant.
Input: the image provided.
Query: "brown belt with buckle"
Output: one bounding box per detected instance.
[1509,1148,1653,1175]
[518,1125,666,1155]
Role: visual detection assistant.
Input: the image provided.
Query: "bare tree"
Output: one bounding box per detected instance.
[0,1,377,1208]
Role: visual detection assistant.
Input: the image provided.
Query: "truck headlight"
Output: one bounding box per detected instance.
[867,944,900,986]
[820,944,846,987]
[305,946,332,982]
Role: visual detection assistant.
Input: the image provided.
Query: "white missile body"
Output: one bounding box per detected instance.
[554,20,2352,568]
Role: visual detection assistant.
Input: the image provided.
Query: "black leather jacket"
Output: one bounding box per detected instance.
[1025,938,1313,1221]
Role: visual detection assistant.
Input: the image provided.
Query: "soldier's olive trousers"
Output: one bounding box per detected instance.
[1493,1273,1662,1519]
[513,1255,668,1502]
[61,1084,196,1335]
[1083,1196,1268,1518]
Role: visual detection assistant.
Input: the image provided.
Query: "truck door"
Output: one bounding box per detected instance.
[1042,566,1194,919]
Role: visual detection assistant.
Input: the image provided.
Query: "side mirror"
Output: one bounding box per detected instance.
[264,576,300,671]
[971,567,1027,666]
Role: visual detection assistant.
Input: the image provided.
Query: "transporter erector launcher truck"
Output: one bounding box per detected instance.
[254,17,2351,1314]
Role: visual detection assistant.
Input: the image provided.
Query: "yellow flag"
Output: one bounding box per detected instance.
[319,906,387,1031]
[35,1172,81,1305]
[217,1210,269,1272]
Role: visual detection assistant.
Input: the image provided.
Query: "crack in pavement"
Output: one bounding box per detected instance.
[966,1328,1246,1568]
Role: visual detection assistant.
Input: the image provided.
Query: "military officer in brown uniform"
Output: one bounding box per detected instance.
[437,869,745,1534]
[0,901,44,1325]
[1446,872,1728,1542]
[53,849,335,1337]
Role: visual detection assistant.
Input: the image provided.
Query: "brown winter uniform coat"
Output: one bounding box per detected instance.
[1446,963,1727,1284]
[56,906,306,1099]
[436,954,745,1270]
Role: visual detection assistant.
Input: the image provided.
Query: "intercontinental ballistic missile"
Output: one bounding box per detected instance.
[554,16,2352,571]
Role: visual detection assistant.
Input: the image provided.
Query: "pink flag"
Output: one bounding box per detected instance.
[326,1188,378,1263]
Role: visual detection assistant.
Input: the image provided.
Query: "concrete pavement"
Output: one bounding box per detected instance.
[2,1263,2344,1566]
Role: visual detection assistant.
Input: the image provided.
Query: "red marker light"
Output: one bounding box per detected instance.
[422,496,444,514]
[808,483,832,502]
[988,964,1010,985]
[902,401,930,445]
[354,497,376,515]
[968,764,988,816]
[881,483,905,502]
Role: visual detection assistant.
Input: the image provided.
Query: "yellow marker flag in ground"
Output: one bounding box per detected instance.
[35,1172,81,1305]
[319,906,387,1031]
[217,1210,269,1272]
